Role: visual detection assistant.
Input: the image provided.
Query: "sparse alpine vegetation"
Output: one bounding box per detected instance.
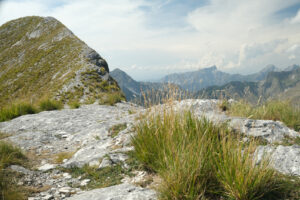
[0,142,28,200]
[0,99,63,122]
[132,110,300,199]
[0,16,124,109]
[226,100,300,131]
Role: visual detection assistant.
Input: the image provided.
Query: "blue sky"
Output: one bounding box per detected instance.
[0,0,300,80]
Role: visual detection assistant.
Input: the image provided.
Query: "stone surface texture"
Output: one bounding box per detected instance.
[0,99,299,199]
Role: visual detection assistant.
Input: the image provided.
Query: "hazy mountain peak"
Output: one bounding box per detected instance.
[259,64,278,73]
[284,64,300,71]
[203,65,217,71]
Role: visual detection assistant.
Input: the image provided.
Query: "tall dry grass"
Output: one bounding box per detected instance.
[132,108,299,199]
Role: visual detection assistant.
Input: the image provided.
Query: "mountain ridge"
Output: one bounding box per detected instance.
[158,64,295,92]
[0,16,124,107]
[195,67,300,104]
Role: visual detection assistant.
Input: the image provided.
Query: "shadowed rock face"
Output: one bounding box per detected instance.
[0,16,121,105]
[85,49,109,72]
[0,99,299,199]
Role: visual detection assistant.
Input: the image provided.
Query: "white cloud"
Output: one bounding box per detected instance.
[290,9,300,24]
[0,0,300,79]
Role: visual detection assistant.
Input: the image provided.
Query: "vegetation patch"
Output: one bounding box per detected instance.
[132,110,300,200]
[38,99,63,111]
[226,100,300,131]
[109,123,127,138]
[53,151,76,164]
[68,100,80,109]
[61,164,128,189]
[0,102,37,122]
[0,142,28,199]
[99,92,125,106]
[276,136,300,146]
[0,132,11,140]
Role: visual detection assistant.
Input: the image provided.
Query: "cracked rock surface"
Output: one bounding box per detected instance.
[1,99,299,199]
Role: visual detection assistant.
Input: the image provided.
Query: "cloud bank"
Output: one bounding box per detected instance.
[0,0,300,79]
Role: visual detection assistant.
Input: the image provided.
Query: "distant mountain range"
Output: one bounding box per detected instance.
[111,65,300,105]
[196,66,300,104]
[159,64,281,92]
[110,68,185,103]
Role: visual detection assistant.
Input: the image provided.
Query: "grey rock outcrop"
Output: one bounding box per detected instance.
[67,183,157,200]
[256,145,300,176]
[0,99,299,199]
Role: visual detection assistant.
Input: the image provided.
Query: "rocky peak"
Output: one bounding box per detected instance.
[0,16,123,106]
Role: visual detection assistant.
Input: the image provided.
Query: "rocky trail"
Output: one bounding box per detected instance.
[1,99,300,200]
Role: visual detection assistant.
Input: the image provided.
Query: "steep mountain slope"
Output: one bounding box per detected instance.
[160,65,279,92]
[0,16,124,107]
[196,67,300,104]
[110,68,184,102]
[110,68,143,100]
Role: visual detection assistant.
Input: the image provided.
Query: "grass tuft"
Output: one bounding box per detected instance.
[132,110,299,199]
[68,100,80,109]
[39,99,63,111]
[214,136,293,200]
[61,164,129,189]
[227,100,300,131]
[109,123,127,138]
[0,102,37,122]
[100,92,125,106]
[53,151,75,164]
[0,142,27,199]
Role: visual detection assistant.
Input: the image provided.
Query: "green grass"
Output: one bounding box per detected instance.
[109,123,127,138]
[53,151,75,164]
[99,92,125,106]
[62,164,126,189]
[38,99,63,111]
[0,142,27,200]
[0,132,11,140]
[0,142,26,168]
[68,100,80,109]
[0,98,64,122]
[214,136,294,200]
[132,110,299,200]
[227,100,300,131]
[0,102,37,122]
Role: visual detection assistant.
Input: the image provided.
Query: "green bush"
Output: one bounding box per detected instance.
[132,110,299,199]
[0,102,37,122]
[39,99,63,111]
